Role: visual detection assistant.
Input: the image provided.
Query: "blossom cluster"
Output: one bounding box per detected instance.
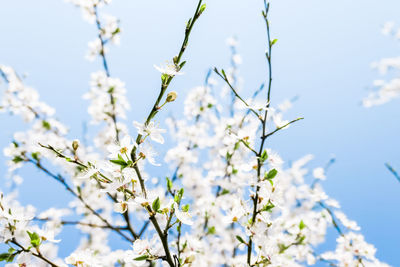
[363,21,400,107]
[0,0,391,267]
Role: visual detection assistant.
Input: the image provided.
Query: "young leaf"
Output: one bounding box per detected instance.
[221,189,230,195]
[166,177,173,191]
[265,169,278,179]
[42,120,51,130]
[236,235,246,244]
[207,226,216,235]
[27,231,41,247]
[260,149,268,162]
[0,253,10,262]
[182,204,190,212]
[261,201,275,212]
[299,220,306,230]
[134,255,149,261]
[12,156,24,164]
[152,197,160,212]
[31,152,40,161]
[199,3,206,14]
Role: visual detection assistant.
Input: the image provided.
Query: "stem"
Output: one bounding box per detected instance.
[246,2,274,265]
[214,68,260,119]
[261,117,304,140]
[385,163,400,183]
[127,1,205,266]
[149,215,175,267]
[11,239,60,267]
[26,159,134,243]
[93,4,120,142]
[33,217,125,229]
[130,0,204,164]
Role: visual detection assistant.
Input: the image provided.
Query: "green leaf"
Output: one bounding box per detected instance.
[108,86,115,94]
[31,152,40,161]
[236,235,246,244]
[6,253,15,262]
[234,142,240,151]
[207,226,216,235]
[260,149,268,162]
[261,201,275,212]
[0,251,16,262]
[221,69,227,78]
[265,169,278,180]
[112,28,120,35]
[152,197,160,212]
[42,120,51,130]
[110,159,127,167]
[297,235,306,244]
[221,189,230,195]
[110,155,128,168]
[270,39,278,46]
[179,61,186,69]
[278,243,288,253]
[0,253,10,262]
[182,204,189,212]
[174,188,185,203]
[199,3,206,14]
[299,220,306,230]
[161,74,169,84]
[27,231,41,247]
[166,177,173,191]
[12,156,24,164]
[134,255,149,261]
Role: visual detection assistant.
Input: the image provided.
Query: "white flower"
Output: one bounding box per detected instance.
[313,167,326,180]
[107,135,135,159]
[154,61,183,76]
[86,38,103,61]
[132,239,150,255]
[77,167,98,180]
[233,54,242,65]
[113,201,128,213]
[133,121,166,144]
[100,179,127,193]
[1,206,34,222]
[173,203,193,226]
[36,228,61,243]
[16,252,32,265]
[335,211,361,231]
[140,144,160,166]
[226,36,238,47]
[65,249,100,266]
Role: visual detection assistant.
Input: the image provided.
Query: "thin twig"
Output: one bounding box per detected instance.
[93,4,120,142]
[26,158,134,243]
[385,163,400,183]
[10,239,60,267]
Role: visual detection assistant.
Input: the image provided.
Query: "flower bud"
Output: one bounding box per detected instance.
[166,91,178,102]
[72,139,79,151]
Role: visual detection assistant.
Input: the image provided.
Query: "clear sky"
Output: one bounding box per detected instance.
[1,0,400,266]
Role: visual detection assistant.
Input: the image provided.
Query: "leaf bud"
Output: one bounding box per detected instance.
[72,139,79,151]
[166,91,178,102]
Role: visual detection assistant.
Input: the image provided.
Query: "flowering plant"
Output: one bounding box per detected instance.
[0,0,391,266]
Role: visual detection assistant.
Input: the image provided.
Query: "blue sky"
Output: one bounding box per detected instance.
[1,0,400,265]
